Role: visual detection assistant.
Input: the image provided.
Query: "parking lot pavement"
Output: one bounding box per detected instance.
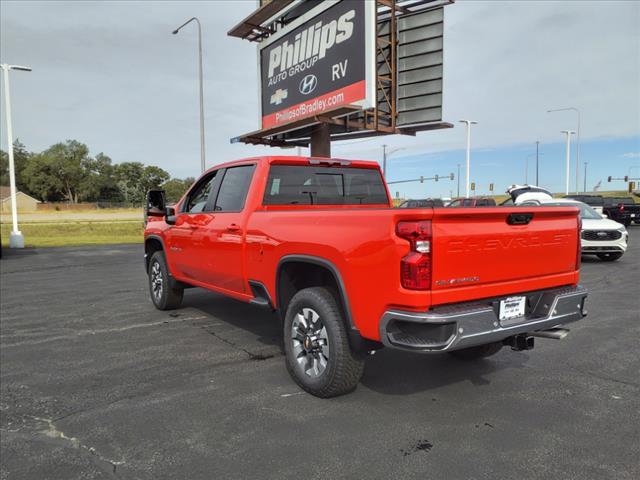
[1,232,638,480]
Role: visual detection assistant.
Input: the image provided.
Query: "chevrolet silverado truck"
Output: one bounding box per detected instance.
[144,157,587,397]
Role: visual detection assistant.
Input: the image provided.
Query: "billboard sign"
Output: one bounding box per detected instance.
[259,0,375,130]
[384,7,444,126]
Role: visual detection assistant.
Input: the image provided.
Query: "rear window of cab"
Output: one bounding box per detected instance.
[263,165,388,205]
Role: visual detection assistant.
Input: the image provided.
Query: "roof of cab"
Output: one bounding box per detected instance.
[202,156,381,175]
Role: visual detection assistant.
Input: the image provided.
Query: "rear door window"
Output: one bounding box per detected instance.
[214,165,255,212]
[263,165,388,205]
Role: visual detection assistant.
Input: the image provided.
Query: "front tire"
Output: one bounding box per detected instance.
[148,251,183,310]
[283,287,365,398]
[597,252,623,262]
[448,341,503,360]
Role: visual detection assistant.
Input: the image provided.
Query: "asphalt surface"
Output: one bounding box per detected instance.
[1,231,639,480]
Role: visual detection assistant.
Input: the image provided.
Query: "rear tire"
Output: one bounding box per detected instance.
[283,287,365,398]
[148,251,183,310]
[597,252,623,262]
[448,341,503,360]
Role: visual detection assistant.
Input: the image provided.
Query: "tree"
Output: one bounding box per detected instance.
[22,153,65,201]
[162,177,195,203]
[141,166,170,194]
[0,150,7,186]
[32,140,94,203]
[0,140,31,190]
[81,153,123,203]
[114,162,169,204]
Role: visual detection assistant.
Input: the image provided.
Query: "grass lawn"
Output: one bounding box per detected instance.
[1,220,144,248]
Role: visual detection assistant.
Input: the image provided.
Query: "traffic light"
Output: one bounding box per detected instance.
[624,176,629,182]
[450,173,455,180]
[471,182,476,191]
[608,176,612,182]
[489,183,494,192]
[420,176,424,183]
[434,174,439,182]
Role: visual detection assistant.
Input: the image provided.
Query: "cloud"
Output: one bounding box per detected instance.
[1,0,638,179]
[621,152,640,158]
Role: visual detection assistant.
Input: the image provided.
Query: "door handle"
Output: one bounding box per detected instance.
[226,223,240,232]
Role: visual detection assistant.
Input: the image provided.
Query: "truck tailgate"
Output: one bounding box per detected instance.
[430,207,580,305]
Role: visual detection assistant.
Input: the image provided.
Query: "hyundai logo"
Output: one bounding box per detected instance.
[299,74,318,95]
[596,231,608,237]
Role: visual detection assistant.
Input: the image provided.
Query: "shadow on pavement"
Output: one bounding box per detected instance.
[177,287,531,396]
[183,288,284,353]
[360,348,530,395]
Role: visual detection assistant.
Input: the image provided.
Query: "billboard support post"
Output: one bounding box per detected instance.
[311,124,331,158]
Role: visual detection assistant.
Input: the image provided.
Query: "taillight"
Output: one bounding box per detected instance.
[397,220,432,290]
[618,203,624,213]
[576,215,582,270]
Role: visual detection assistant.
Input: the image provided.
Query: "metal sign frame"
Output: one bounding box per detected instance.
[229,0,454,148]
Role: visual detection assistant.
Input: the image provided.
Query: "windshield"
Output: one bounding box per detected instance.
[543,202,603,220]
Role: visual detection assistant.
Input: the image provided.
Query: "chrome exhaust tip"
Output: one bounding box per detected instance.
[531,328,570,340]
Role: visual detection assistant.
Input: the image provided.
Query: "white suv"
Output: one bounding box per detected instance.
[518,198,629,261]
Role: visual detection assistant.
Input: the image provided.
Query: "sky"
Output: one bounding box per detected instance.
[1,0,639,198]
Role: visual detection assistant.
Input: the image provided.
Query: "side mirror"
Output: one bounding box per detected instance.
[166,205,177,225]
[146,189,166,217]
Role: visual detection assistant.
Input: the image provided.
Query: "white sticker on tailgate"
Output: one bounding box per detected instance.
[499,296,526,321]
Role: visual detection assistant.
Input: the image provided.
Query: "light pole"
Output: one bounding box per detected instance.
[456,163,461,197]
[583,162,588,192]
[1,64,31,248]
[560,130,575,195]
[173,17,206,174]
[381,144,404,179]
[459,120,477,198]
[548,107,580,193]
[535,140,540,185]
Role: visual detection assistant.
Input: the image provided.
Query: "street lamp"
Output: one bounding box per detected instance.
[173,17,206,174]
[548,107,581,193]
[1,63,32,249]
[560,130,575,195]
[459,120,478,198]
[381,144,405,178]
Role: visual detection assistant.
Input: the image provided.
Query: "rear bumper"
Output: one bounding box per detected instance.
[379,285,587,353]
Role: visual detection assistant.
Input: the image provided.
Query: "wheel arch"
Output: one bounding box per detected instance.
[144,235,165,272]
[276,255,380,352]
[276,255,353,327]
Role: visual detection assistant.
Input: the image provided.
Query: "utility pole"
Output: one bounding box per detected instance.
[560,130,575,195]
[1,63,32,248]
[535,141,540,186]
[459,120,478,198]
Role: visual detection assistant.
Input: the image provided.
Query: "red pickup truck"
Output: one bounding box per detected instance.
[144,156,587,397]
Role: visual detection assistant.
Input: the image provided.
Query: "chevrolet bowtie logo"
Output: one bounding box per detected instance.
[270,89,288,105]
